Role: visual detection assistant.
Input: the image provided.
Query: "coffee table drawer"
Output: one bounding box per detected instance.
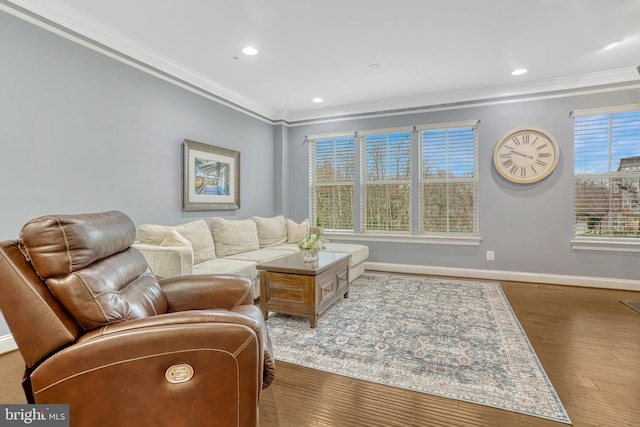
[262,272,314,315]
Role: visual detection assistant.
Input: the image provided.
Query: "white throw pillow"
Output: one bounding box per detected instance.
[138,224,172,245]
[252,215,288,248]
[174,220,216,264]
[138,220,215,264]
[211,217,260,257]
[159,228,194,264]
[287,218,310,244]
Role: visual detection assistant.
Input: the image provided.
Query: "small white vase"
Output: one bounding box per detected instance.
[302,249,319,263]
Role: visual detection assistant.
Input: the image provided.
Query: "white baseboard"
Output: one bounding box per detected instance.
[365,262,640,292]
[0,334,18,355]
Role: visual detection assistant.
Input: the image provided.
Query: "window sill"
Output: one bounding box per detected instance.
[571,238,640,253]
[324,232,481,246]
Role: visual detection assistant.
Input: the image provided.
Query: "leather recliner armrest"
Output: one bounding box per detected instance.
[160,274,254,312]
[159,275,276,389]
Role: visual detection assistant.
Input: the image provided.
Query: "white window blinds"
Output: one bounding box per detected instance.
[419,122,478,236]
[309,133,356,231]
[574,105,640,238]
[361,128,412,232]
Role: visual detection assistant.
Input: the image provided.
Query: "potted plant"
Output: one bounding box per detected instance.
[297,231,327,262]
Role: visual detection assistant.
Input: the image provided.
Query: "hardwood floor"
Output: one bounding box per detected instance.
[1,278,639,426]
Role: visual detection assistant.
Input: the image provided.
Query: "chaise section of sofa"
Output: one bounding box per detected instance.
[133,215,369,298]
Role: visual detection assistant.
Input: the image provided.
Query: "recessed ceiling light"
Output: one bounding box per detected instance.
[312,97,324,103]
[242,46,258,56]
[511,68,528,76]
[599,38,622,50]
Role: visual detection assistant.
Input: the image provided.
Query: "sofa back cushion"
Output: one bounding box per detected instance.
[286,218,309,244]
[252,215,288,248]
[174,220,216,263]
[138,220,215,264]
[211,218,260,257]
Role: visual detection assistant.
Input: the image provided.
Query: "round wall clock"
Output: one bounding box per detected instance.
[493,128,559,184]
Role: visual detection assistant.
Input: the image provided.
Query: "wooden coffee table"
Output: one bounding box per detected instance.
[258,251,350,328]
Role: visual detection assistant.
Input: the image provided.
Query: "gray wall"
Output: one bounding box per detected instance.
[284,89,640,281]
[0,11,276,337]
[0,11,276,241]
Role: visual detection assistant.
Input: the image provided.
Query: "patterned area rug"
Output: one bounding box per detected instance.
[265,272,571,424]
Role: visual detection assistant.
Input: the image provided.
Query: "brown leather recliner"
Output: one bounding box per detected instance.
[0,211,275,427]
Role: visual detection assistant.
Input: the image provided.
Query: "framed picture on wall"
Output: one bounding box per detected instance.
[183,139,240,211]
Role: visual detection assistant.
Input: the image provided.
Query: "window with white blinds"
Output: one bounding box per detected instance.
[419,122,478,236]
[574,105,640,239]
[308,133,355,231]
[361,128,412,232]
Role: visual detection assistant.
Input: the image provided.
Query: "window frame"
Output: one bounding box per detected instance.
[307,120,480,246]
[417,121,479,237]
[360,126,413,235]
[571,103,640,253]
[308,131,357,232]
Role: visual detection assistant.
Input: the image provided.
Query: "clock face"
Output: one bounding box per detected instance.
[493,129,559,184]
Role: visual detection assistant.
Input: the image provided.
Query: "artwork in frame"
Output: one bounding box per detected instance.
[183,139,240,211]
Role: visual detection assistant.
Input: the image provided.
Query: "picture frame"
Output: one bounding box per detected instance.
[183,139,240,211]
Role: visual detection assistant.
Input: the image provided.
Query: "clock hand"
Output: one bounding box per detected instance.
[512,151,534,160]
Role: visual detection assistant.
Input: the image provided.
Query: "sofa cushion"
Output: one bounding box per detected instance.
[139,220,216,264]
[211,218,260,257]
[286,218,309,244]
[323,242,370,266]
[174,220,216,264]
[252,215,288,248]
[225,248,297,264]
[192,258,257,280]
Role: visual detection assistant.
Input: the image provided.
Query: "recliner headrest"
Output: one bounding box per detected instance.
[20,211,136,279]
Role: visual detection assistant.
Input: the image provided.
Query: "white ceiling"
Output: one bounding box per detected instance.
[5,0,640,122]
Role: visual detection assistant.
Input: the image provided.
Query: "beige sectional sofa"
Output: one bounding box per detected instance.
[133,215,369,298]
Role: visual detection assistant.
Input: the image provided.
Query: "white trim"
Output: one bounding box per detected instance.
[365,262,640,292]
[3,2,639,125]
[285,81,640,127]
[306,131,356,140]
[571,238,640,253]
[359,126,414,137]
[284,69,640,124]
[326,232,481,246]
[571,103,640,118]
[415,120,480,131]
[0,0,277,123]
[0,334,18,355]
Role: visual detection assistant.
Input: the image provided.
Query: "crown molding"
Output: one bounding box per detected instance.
[3,0,639,125]
[1,0,278,121]
[283,67,640,124]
